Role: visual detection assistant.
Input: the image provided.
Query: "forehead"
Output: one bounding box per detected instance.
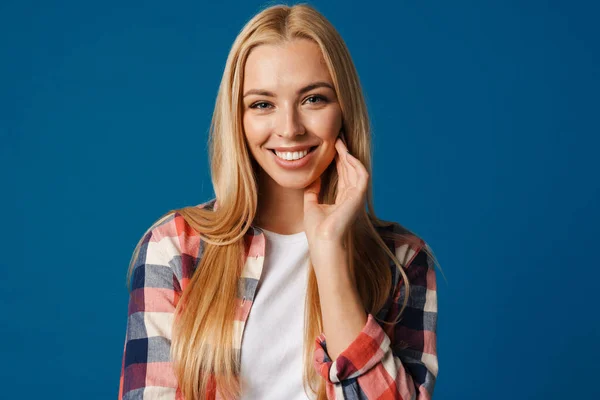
[243,39,333,90]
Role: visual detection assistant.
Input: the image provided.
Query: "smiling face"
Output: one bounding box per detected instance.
[242,38,343,190]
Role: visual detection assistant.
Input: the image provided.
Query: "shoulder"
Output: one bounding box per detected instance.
[373,219,429,268]
[131,198,218,286]
[144,197,217,247]
[372,220,437,300]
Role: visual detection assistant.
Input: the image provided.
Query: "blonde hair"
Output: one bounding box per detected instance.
[127,3,442,399]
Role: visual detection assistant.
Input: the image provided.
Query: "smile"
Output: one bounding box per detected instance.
[273,147,311,160]
[270,146,317,160]
[268,146,318,169]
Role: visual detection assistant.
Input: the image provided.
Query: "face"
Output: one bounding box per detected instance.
[242,38,343,190]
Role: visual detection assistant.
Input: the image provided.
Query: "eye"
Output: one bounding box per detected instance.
[304,95,326,104]
[250,101,273,110]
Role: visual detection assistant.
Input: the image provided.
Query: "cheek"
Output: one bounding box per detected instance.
[243,115,268,151]
[304,107,342,141]
[306,111,342,165]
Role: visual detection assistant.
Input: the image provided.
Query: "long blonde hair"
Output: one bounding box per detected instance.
[127,4,441,399]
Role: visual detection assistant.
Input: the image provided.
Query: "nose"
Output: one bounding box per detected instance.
[276,104,305,138]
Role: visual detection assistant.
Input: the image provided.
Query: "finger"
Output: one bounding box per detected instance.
[303,176,321,207]
[336,136,357,170]
[335,152,347,190]
[339,143,360,187]
[338,187,365,220]
[345,152,369,191]
[335,136,350,161]
[335,138,350,175]
[340,130,348,146]
[335,138,348,188]
[334,155,348,205]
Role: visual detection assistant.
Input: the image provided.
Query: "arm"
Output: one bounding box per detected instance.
[313,242,368,362]
[313,243,439,400]
[118,219,184,400]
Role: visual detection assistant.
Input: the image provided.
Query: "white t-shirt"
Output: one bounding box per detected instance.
[239,227,316,400]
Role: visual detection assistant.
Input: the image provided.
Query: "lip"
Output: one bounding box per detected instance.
[269,146,318,169]
[269,145,317,152]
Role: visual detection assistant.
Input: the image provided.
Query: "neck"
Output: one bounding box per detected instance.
[255,170,305,235]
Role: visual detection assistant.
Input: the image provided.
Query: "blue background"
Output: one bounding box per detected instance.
[2,0,598,398]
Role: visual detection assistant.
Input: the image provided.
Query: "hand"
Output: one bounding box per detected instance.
[303,135,369,251]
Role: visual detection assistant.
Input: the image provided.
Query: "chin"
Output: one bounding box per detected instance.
[271,174,315,190]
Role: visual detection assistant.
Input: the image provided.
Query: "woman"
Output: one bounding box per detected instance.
[119,4,441,400]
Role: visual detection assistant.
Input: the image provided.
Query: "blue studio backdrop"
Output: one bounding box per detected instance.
[2,0,599,398]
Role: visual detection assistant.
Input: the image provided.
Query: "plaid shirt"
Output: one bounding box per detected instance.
[119,198,439,399]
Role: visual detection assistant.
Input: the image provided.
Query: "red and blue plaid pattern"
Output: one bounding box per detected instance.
[119,199,438,399]
[313,242,438,399]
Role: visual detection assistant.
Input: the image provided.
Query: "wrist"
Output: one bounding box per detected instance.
[310,241,346,270]
[308,235,345,250]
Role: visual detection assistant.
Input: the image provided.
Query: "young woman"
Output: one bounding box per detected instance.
[119,4,441,400]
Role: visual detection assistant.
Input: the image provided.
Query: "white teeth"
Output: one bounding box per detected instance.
[274,149,309,161]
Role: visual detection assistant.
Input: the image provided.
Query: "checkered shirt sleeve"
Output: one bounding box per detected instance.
[313,243,439,400]
[118,223,184,400]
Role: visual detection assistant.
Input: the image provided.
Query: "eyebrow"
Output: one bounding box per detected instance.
[242,81,335,98]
